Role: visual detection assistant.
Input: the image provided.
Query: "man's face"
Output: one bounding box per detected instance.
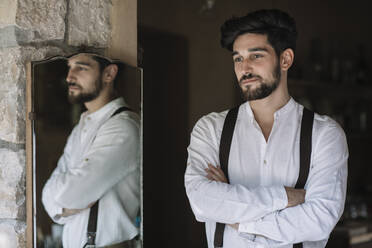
[66,53,103,104]
[232,33,281,101]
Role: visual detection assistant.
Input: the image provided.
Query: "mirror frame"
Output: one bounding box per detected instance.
[26,58,143,248]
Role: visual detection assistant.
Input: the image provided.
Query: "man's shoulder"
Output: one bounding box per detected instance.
[295,100,344,136]
[101,110,140,135]
[310,111,347,149]
[113,110,140,125]
[194,109,230,130]
[313,111,344,134]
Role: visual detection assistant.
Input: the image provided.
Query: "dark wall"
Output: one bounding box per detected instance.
[141,28,203,247]
[140,0,372,129]
[140,1,372,247]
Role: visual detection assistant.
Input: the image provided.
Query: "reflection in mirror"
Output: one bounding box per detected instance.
[29,53,142,248]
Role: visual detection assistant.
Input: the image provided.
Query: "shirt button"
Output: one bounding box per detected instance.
[85,158,89,162]
[264,160,267,165]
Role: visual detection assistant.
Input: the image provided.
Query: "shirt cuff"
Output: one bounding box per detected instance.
[238,221,256,234]
[52,207,64,221]
[238,186,287,235]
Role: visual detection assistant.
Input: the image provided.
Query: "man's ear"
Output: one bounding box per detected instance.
[280,48,294,71]
[102,64,118,84]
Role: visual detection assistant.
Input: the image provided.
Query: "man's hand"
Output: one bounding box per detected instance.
[228,223,239,230]
[285,187,306,208]
[205,164,228,183]
[61,208,84,217]
[61,201,96,217]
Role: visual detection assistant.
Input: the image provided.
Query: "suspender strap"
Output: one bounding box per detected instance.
[85,105,132,247]
[219,106,240,181]
[111,106,132,117]
[86,202,99,246]
[295,108,314,189]
[214,106,239,248]
[293,107,314,248]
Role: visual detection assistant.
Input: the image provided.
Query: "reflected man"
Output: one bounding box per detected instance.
[185,9,348,247]
[42,53,140,248]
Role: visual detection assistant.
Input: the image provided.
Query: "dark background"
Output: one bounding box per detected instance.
[141,0,372,247]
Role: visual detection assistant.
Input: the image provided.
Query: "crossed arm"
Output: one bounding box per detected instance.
[185,116,348,245]
[42,116,139,223]
[205,164,306,231]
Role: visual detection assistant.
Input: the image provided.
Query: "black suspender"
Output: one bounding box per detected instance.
[296,107,314,189]
[84,106,132,247]
[111,106,132,117]
[214,106,239,247]
[213,106,314,248]
[293,107,314,248]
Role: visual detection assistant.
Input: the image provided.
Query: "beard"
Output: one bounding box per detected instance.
[239,63,281,101]
[67,78,103,104]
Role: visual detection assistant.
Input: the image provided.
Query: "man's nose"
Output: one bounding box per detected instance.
[66,69,74,82]
[241,59,252,73]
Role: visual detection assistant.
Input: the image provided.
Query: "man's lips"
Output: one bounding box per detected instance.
[67,82,82,90]
[68,86,81,90]
[239,74,261,85]
[240,77,260,86]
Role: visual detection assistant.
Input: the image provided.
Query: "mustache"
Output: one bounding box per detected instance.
[239,73,261,83]
[66,81,82,88]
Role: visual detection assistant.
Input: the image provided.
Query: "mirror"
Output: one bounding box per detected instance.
[26,53,143,248]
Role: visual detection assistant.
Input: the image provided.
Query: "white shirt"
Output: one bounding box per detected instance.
[185,98,348,248]
[42,97,140,248]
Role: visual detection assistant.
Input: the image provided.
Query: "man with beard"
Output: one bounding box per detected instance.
[185,9,348,248]
[42,52,140,248]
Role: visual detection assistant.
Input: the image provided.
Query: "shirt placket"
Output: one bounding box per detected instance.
[252,119,270,186]
[261,115,279,186]
[80,116,91,142]
[261,138,269,186]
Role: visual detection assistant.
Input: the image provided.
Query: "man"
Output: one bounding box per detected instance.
[42,52,140,248]
[185,9,348,248]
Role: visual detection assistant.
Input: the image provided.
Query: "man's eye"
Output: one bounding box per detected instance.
[252,54,263,59]
[76,66,87,71]
[233,57,243,63]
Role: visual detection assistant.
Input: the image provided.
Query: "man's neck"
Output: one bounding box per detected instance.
[84,93,117,114]
[249,81,290,141]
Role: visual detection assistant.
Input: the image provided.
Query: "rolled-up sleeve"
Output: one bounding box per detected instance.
[238,122,348,245]
[185,115,288,224]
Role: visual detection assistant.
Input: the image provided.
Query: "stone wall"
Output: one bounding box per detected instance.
[0,0,112,247]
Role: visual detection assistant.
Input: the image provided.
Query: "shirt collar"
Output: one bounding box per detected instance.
[274,97,295,119]
[81,97,127,122]
[242,97,295,121]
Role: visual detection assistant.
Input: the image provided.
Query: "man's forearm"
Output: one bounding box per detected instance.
[201,165,305,226]
[186,167,288,223]
[58,201,96,218]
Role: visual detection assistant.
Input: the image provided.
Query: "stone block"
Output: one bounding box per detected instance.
[0,220,26,248]
[0,47,23,143]
[67,0,112,47]
[15,0,67,41]
[0,0,17,27]
[0,26,18,48]
[0,149,26,219]
[0,46,63,143]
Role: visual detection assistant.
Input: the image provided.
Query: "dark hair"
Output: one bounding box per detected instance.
[90,55,124,90]
[72,47,124,89]
[220,9,297,57]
